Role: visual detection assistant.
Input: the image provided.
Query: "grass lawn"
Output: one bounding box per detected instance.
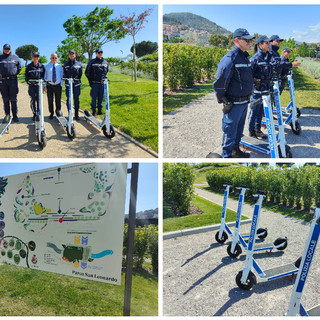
[163,81,213,114]
[280,67,320,110]
[0,264,158,316]
[18,73,158,152]
[163,195,243,233]
[198,186,314,223]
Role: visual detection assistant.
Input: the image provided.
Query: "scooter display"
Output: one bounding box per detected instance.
[84,78,115,139]
[56,78,76,140]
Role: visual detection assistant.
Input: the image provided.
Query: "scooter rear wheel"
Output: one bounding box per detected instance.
[273,237,288,250]
[215,231,228,243]
[279,145,293,158]
[257,228,268,239]
[37,131,47,149]
[102,124,116,139]
[67,125,76,140]
[236,271,256,290]
[290,121,301,135]
[227,243,242,258]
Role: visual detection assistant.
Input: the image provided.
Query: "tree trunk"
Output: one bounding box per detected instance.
[133,37,137,82]
[88,51,93,61]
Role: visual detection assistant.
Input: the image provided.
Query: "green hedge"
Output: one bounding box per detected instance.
[206,165,320,211]
[297,57,320,80]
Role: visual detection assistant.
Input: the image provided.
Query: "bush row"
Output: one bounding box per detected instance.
[163,163,195,215]
[297,57,320,80]
[163,43,227,91]
[122,224,158,273]
[206,165,320,211]
[120,60,158,81]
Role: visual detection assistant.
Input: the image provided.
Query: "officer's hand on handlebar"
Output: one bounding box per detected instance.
[292,61,301,68]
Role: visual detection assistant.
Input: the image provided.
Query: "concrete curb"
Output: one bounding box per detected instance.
[163,218,252,240]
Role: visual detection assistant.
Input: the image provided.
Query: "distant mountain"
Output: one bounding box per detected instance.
[163,12,231,36]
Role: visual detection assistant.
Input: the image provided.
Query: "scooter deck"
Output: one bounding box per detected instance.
[254,242,275,251]
[260,262,298,280]
[307,304,320,316]
[241,136,269,154]
[56,115,67,129]
[86,115,102,127]
[0,117,12,136]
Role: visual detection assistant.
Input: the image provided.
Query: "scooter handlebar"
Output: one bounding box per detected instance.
[235,186,249,190]
[223,183,232,187]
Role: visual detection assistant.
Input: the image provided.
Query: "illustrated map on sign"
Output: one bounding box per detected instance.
[0,163,127,285]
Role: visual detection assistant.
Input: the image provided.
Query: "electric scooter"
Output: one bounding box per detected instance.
[235,192,300,290]
[29,79,47,149]
[240,90,292,158]
[286,204,320,316]
[84,78,115,139]
[0,114,12,137]
[55,78,76,140]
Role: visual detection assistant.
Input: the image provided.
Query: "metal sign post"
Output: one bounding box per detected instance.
[123,163,139,316]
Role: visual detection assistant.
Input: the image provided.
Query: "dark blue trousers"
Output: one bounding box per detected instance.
[0,79,19,117]
[66,84,80,111]
[28,85,40,114]
[248,92,264,133]
[221,102,248,158]
[279,78,287,95]
[90,82,104,112]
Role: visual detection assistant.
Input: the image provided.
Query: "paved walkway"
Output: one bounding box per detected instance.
[163,92,320,158]
[0,82,155,158]
[164,188,320,316]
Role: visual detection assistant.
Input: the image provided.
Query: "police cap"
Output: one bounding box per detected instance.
[270,35,283,42]
[256,35,271,44]
[95,48,103,53]
[3,43,11,50]
[69,49,76,54]
[233,28,254,40]
[32,52,40,57]
[282,47,292,53]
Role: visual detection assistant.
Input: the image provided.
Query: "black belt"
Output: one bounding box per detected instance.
[227,95,250,103]
[3,76,17,80]
[92,80,105,83]
[47,82,60,86]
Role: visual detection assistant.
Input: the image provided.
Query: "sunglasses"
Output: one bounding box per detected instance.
[51,57,57,59]
[97,51,103,54]
[238,38,252,43]
[33,55,39,58]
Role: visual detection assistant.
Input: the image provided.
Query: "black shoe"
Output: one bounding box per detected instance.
[249,131,257,138]
[36,114,40,122]
[92,109,96,117]
[56,110,63,117]
[12,115,19,123]
[232,146,250,158]
[97,109,103,115]
[49,113,54,119]
[74,110,80,121]
[255,128,268,139]
[3,114,10,123]
[32,113,36,121]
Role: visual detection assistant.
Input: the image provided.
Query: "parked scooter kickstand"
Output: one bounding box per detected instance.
[29,79,47,149]
[84,78,115,139]
[236,192,299,290]
[286,203,320,316]
[56,78,76,140]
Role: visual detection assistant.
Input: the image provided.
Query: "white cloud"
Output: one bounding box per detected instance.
[292,23,320,43]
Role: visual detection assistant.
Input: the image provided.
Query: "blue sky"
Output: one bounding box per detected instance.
[164,5,320,43]
[0,162,158,213]
[0,4,158,63]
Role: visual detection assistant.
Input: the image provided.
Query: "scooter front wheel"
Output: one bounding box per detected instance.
[67,125,76,140]
[215,231,228,243]
[290,121,301,135]
[273,237,288,251]
[102,124,116,139]
[37,131,47,149]
[227,243,242,258]
[236,271,257,290]
[257,228,268,239]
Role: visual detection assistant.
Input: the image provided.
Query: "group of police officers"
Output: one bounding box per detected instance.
[213,28,300,158]
[0,44,109,125]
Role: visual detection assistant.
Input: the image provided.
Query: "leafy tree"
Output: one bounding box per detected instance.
[39,56,48,64]
[106,57,122,65]
[15,44,38,66]
[62,6,126,61]
[209,34,228,48]
[130,40,158,58]
[119,8,153,81]
[57,36,86,64]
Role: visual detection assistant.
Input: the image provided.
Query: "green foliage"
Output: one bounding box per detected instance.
[19,66,25,75]
[39,56,47,64]
[206,164,320,211]
[133,227,149,269]
[163,43,227,90]
[163,163,195,215]
[139,52,158,61]
[130,41,158,58]
[120,60,158,80]
[15,44,38,65]
[209,34,229,48]
[106,57,122,65]
[297,57,320,80]
[57,36,86,64]
[147,225,158,272]
[62,6,125,61]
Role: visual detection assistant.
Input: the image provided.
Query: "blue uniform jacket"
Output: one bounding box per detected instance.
[250,48,273,91]
[25,62,45,84]
[85,57,108,83]
[63,59,82,85]
[0,52,22,77]
[213,46,253,103]
[270,45,283,76]
[280,56,292,77]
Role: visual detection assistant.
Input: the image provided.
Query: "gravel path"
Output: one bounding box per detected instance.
[163,92,320,158]
[163,188,320,316]
[0,82,155,158]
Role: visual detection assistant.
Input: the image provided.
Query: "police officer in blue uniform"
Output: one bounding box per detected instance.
[63,49,83,120]
[25,52,45,120]
[85,48,109,116]
[248,35,273,139]
[213,28,254,158]
[0,44,22,122]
